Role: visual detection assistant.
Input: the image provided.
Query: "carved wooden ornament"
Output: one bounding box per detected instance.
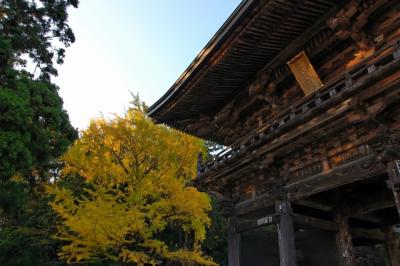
[288,51,323,96]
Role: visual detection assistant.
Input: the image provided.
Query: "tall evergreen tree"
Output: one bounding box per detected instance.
[0,0,78,181]
[0,1,78,265]
[0,0,78,79]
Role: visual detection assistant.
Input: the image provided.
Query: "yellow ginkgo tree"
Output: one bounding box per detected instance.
[49,97,216,266]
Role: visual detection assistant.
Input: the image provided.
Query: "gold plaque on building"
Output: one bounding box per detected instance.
[288,51,323,96]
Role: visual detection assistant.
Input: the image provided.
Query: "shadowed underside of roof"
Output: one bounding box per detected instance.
[147,0,340,141]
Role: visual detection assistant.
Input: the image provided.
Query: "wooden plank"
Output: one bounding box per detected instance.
[295,199,332,211]
[350,190,395,215]
[293,214,337,231]
[294,199,383,225]
[351,228,385,242]
[235,213,279,233]
[276,201,297,266]
[235,193,274,216]
[235,154,386,216]
[334,212,356,266]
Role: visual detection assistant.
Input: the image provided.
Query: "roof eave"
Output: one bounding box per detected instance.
[147,0,258,119]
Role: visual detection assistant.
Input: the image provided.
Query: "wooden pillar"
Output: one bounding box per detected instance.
[385,158,400,265]
[384,225,400,266]
[334,212,356,266]
[228,217,240,266]
[387,160,400,218]
[276,200,297,266]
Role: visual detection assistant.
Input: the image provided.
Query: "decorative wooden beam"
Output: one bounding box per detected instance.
[288,154,386,201]
[370,130,400,218]
[198,42,400,182]
[235,152,389,217]
[235,213,279,233]
[327,0,387,51]
[276,201,297,266]
[235,193,274,217]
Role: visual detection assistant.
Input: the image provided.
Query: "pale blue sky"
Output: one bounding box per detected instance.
[54,1,241,129]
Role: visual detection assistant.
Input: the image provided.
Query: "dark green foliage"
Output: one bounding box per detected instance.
[0,0,79,181]
[202,142,229,265]
[0,1,78,265]
[0,227,52,266]
[0,181,27,221]
[0,73,78,181]
[0,176,99,266]
[0,0,79,79]
[0,181,63,266]
[203,198,228,265]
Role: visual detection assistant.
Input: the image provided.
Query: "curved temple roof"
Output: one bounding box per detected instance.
[147,0,258,118]
[147,0,339,141]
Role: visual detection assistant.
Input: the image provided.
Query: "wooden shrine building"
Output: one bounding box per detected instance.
[148,0,400,265]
